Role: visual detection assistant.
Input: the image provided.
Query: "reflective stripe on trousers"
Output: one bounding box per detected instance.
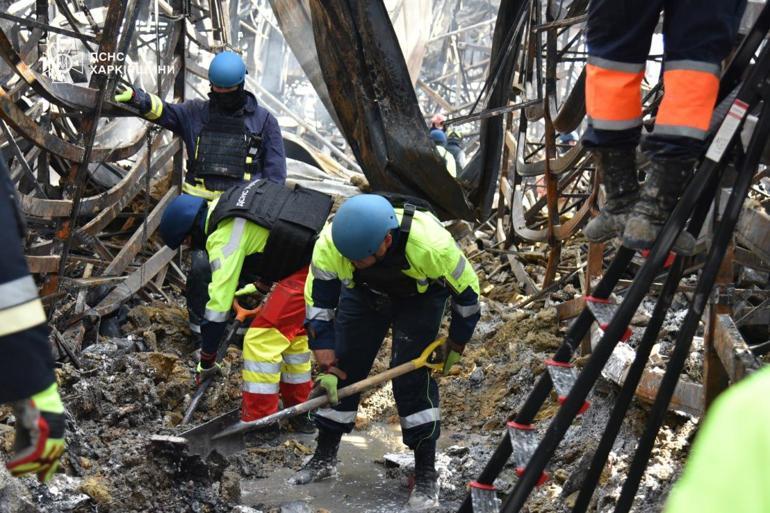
[242,328,311,390]
[241,326,312,421]
[315,408,357,425]
[400,407,440,430]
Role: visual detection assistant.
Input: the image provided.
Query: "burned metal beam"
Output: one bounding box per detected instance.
[74,139,178,237]
[713,313,761,382]
[0,119,46,197]
[20,138,180,219]
[0,11,99,44]
[305,0,473,220]
[52,0,135,294]
[0,85,84,162]
[92,246,176,317]
[510,177,596,243]
[102,185,179,276]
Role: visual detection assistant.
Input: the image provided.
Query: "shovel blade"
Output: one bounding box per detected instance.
[180,407,246,457]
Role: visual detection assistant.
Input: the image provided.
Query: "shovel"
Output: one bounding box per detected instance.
[180,337,446,457]
[180,298,261,425]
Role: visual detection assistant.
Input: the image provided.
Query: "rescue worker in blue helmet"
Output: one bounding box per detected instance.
[0,157,65,483]
[157,180,332,434]
[115,50,287,339]
[292,194,481,511]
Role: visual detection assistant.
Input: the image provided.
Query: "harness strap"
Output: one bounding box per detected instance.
[393,204,416,268]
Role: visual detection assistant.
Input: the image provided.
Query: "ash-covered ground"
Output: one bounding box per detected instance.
[0,297,697,513]
[0,240,701,513]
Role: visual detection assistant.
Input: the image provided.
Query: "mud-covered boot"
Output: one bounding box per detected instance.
[288,413,317,434]
[583,148,639,242]
[289,428,341,485]
[407,442,439,511]
[623,158,697,255]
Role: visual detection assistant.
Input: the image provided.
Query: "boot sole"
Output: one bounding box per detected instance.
[622,235,696,257]
[584,232,618,243]
[288,468,338,485]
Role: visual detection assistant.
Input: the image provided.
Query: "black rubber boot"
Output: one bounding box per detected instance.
[623,158,697,255]
[583,148,639,242]
[407,441,439,511]
[288,413,318,434]
[289,428,341,485]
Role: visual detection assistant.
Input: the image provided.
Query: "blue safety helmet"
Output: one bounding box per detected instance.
[430,129,447,146]
[208,51,247,88]
[159,195,207,249]
[332,195,399,260]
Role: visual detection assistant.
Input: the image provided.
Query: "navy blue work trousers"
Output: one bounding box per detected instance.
[314,285,449,449]
[583,0,746,159]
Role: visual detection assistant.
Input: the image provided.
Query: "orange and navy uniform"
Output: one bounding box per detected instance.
[583,0,746,157]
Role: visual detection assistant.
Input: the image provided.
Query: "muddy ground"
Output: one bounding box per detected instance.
[0,284,698,513]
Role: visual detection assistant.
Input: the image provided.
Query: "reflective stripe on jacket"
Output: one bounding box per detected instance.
[202,201,270,323]
[305,209,480,349]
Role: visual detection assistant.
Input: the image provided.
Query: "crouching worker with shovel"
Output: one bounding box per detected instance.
[157,179,332,434]
[294,194,481,511]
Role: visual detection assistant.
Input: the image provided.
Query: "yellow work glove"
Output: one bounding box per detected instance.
[314,373,339,405]
[195,351,223,385]
[114,86,135,104]
[6,383,66,483]
[442,339,465,375]
[234,283,258,297]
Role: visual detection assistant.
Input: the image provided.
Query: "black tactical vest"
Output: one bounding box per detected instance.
[352,204,421,298]
[187,105,265,192]
[208,179,333,283]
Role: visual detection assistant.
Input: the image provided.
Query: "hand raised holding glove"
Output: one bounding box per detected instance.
[113,86,134,103]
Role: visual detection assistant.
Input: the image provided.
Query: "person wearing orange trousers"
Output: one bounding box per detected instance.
[157,179,332,434]
[581,0,746,254]
[241,267,313,430]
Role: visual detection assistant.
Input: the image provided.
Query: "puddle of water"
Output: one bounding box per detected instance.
[241,424,414,513]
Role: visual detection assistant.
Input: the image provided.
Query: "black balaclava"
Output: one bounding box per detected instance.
[209,83,246,113]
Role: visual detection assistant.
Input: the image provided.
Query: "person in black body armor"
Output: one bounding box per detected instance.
[115,51,287,339]
[157,179,332,433]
